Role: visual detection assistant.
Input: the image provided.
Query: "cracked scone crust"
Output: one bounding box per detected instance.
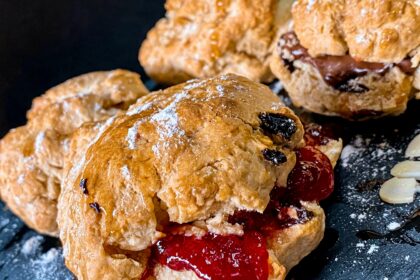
[0,69,148,236]
[139,0,294,85]
[293,0,420,63]
[58,74,306,279]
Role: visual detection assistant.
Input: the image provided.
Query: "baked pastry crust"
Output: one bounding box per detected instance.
[293,0,420,63]
[0,69,148,236]
[58,74,312,279]
[139,0,294,85]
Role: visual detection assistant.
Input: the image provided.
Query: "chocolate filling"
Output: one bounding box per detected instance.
[279,32,415,93]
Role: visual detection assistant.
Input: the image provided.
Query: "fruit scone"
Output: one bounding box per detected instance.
[0,70,148,236]
[58,74,342,280]
[139,0,294,85]
[271,0,420,120]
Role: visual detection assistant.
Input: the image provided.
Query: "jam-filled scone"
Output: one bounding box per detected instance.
[58,74,342,280]
[0,70,148,236]
[139,0,294,85]
[271,0,420,120]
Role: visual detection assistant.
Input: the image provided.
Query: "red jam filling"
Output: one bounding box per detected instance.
[150,231,268,280]
[228,187,313,235]
[142,124,335,280]
[287,146,334,202]
[304,123,336,146]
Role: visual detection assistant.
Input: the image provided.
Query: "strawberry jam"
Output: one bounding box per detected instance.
[150,231,268,280]
[286,146,334,202]
[228,187,313,235]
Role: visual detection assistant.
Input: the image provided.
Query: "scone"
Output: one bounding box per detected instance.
[271,0,420,120]
[0,69,148,236]
[139,0,294,85]
[58,74,341,280]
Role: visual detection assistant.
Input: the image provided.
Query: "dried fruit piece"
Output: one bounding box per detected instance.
[89,202,101,213]
[79,178,88,195]
[262,149,287,165]
[259,113,297,140]
[379,177,417,204]
[390,161,420,180]
[405,134,420,158]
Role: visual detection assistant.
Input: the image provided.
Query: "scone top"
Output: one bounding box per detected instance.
[293,0,420,64]
[59,74,304,258]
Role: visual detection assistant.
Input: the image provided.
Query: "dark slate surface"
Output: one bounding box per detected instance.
[0,1,419,279]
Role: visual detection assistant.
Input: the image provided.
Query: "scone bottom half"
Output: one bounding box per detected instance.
[57,74,340,280]
[271,0,420,120]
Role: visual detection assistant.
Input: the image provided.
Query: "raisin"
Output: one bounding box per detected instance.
[89,202,101,213]
[259,113,297,140]
[79,178,88,195]
[262,149,287,165]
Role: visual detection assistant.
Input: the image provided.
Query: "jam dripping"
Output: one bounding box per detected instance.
[142,125,335,280]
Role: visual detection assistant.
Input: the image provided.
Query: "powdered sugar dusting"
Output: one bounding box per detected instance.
[34,131,45,153]
[17,174,25,185]
[184,79,205,90]
[30,248,72,280]
[367,244,379,254]
[121,165,131,182]
[126,121,142,150]
[126,102,153,116]
[151,92,187,157]
[355,33,367,44]
[21,236,44,255]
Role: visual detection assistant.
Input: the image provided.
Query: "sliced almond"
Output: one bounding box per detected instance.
[379,177,417,204]
[405,134,420,158]
[390,160,420,180]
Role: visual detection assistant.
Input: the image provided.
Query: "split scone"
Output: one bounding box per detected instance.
[0,70,148,236]
[139,0,294,85]
[271,0,420,120]
[58,74,342,280]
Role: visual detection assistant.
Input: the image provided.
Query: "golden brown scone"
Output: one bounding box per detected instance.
[293,0,420,63]
[139,0,294,85]
[271,0,420,119]
[0,69,148,236]
[57,74,337,280]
